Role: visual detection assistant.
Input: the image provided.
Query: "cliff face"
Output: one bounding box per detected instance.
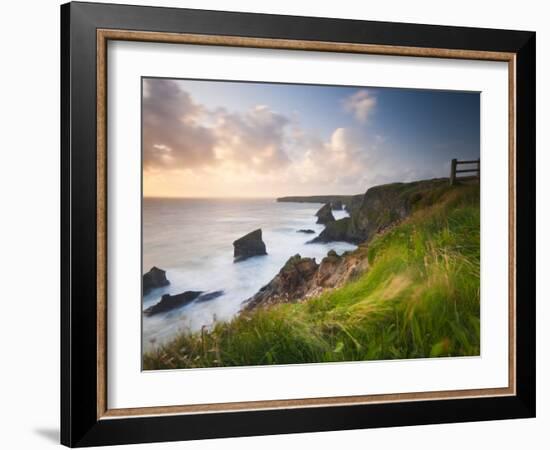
[315,203,335,224]
[314,178,449,244]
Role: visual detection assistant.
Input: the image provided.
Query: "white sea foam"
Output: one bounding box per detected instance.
[142,198,356,350]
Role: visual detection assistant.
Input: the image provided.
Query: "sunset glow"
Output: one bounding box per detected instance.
[143,78,480,198]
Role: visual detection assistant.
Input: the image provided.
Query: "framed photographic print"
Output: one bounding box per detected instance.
[61,2,536,447]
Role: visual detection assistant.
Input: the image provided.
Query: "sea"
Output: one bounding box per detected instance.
[142,198,356,351]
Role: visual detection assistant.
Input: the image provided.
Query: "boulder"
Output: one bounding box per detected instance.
[143,290,202,316]
[315,203,335,224]
[233,229,267,262]
[297,229,315,234]
[143,266,169,295]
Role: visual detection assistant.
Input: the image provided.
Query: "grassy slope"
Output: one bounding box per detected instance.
[143,183,480,370]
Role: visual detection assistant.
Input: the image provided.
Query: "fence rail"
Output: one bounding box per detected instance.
[450,158,480,185]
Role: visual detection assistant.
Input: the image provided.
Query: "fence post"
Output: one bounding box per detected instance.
[450,158,457,186]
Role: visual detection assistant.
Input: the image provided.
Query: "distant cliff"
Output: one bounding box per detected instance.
[312,178,452,245]
[277,195,357,205]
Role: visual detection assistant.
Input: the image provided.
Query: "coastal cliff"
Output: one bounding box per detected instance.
[246,178,453,310]
[243,248,369,311]
[144,179,480,369]
[313,178,451,244]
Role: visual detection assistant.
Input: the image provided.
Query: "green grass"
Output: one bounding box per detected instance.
[143,183,480,370]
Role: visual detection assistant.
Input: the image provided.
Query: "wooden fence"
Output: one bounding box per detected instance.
[449,158,480,186]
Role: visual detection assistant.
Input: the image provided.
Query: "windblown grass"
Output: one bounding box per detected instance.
[143,183,480,370]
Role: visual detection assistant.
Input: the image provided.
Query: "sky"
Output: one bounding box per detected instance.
[142,77,480,198]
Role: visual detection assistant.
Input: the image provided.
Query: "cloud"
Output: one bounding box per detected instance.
[143,79,218,170]
[142,80,407,197]
[289,127,380,192]
[342,89,377,123]
[143,79,291,174]
[212,105,291,173]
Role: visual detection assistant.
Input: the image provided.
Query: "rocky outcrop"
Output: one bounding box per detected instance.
[331,200,343,210]
[313,249,369,292]
[315,203,335,225]
[316,178,450,245]
[143,267,170,295]
[243,249,369,311]
[144,290,202,316]
[297,229,315,234]
[233,229,267,262]
[243,254,319,310]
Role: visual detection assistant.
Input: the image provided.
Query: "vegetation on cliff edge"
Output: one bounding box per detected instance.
[143,183,480,370]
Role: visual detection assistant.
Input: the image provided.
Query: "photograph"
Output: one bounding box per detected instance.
[56,1,537,446]
[141,77,481,370]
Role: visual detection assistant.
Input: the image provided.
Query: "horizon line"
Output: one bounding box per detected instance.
[142,194,360,200]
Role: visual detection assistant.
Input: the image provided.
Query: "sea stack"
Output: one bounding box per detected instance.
[315,203,335,225]
[143,266,170,295]
[233,229,267,262]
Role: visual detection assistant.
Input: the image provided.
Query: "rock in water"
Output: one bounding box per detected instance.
[195,290,225,303]
[297,229,315,234]
[315,203,335,224]
[143,266,170,295]
[233,229,267,262]
[310,217,353,243]
[331,200,343,210]
[143,291,202,316]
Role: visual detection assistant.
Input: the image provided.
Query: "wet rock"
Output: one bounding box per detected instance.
[297,229,315,234]
[195,290,225,303]
[143,266,169,295]
[233,229,267,262]
[144,291,202,316]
